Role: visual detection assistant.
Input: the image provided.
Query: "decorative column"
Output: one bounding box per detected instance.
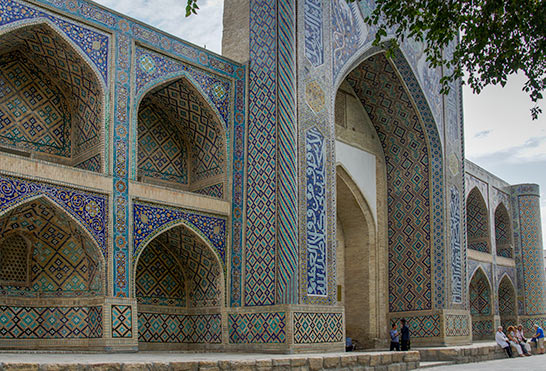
[511,184,546,331]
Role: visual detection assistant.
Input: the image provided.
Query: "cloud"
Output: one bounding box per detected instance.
[94,0,224,53]
[474,130,491,139]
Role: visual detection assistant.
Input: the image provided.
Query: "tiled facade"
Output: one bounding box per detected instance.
[0,0,543,352]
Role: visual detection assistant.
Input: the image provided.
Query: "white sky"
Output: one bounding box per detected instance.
[94,0,546,250]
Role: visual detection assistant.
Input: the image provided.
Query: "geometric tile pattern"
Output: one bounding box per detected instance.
[138,78,224,184]
[229,312,286,344]
[245,0,277,307]
[111,305,132,338]
[147,225,221,308]
[347,54,432,312]
[471,319,494,338]
[75,155,102,173]
[0,233,30,286]
[0,0,109,82]
[0,198,103,297]
[0,24,103,163]
[304,0,324,67]
[466,188,490,253]
[0,305,102,339]
[138,312,221,344]
[450,187,462,303]
[445,314,470,337]
[193,183,224,199]
[132,202,226,268]
[469,269,491,315]
[276,0,299,305]
[135,240,186,307]
[518,195,546,315]
[390,315,441,338]
[498,277,516,315]
[137,103,188,185]
[305,127,326,297]
[293,312,343,343]
[0,174,108,260]
[495,203,512,258]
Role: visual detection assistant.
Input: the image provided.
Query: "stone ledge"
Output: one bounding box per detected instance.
[0,352,420,371]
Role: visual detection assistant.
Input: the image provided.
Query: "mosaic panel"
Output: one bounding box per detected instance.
[148,226,221,308]
[132,202,226,268]
[111,305,132,338]
[229,312,286,344]
[498,277,516,316]
[0,0,109,82]
[74,155,101,173]
[0,305,102,338]
[495,204,512,258]
[445,314,470,337]
[193,183,223,199]
[306,127,327,297]
[293,312,343,343]
[0,233,30,286]
[0,51,70,157]
[519,195,546,315]
[332,0,362,79]
[135,240,185,307]
[472,319,494,338]
[390,315,441,338]
[0,174,108,260]
[467,188,489,253]
[304,0,323,67]
[469,269,491,316]
[245,0,277,307]
[347,54,432,312]
[0,198,102,297]
[450,187,462,303]
[134,47,231,128]
[137,103,188,185]
[138,78,225,184]
[276,0,299,305]
[138,312,221,343]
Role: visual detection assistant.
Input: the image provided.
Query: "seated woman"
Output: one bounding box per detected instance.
[516,324,532,355]
[506,326,528,357]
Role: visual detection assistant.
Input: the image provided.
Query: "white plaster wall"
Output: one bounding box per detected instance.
[335,140,377,222]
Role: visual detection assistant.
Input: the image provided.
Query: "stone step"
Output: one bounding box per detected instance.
[419,361,456,368]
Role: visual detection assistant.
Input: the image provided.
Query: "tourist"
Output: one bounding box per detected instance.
[390,323,400,351]
[531,324,544,354]
[495,326,513,358]
[516,324,532,354]
[345,337,355,352]
[400,319,410,351]
[506,326,527,356]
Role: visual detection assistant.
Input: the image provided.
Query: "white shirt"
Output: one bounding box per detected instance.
[496,331,509,348]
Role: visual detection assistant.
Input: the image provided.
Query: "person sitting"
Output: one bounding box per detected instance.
[516,324,532,355]
[531,324,545,354]
[507,325,528,356]
[496,326,513,358]
[346,337,355,352]
[390,323,400,351]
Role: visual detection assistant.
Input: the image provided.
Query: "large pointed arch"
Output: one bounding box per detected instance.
[0,19,106,172]
[494,203,513,258]
[498,274,517,329]
[468,267,494,340]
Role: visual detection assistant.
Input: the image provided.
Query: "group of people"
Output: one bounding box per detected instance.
[389,319,410,351]
[495,323,545,358]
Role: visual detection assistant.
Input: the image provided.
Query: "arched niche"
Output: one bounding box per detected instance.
[469,267,494,340]
[0,22,104,172]
[494,203,513,258]
[136,76,227,200]
[336,165,377,348]
[466,188,490,253]
[498,275,517,329]
[133,223,224,349]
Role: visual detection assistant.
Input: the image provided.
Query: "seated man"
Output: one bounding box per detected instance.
[346,337,354,352]
[496,326,513,358]
[531,324,545,354]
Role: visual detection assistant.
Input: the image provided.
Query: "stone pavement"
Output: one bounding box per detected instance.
[428,353,546,370]
[0,351,420,370]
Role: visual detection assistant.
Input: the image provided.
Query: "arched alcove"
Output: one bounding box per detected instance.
[134,223,223,349]
[498,275,517,329]
[467,188,490,253]
[0,22,104,172]
[494,203,513,258]
[469,268,493,340]
[136,77,227,199]
[336,165,377,348]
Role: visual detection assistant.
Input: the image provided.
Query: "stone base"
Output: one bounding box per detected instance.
[417,342,506,364]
